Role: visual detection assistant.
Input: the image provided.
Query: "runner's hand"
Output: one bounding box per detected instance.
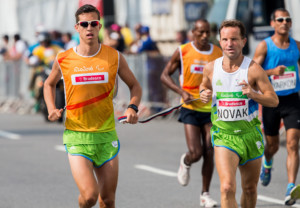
[273,65,286,75]
[239,80,254,98]
[181,91,194,103]
[48,108,63,121]
[124,108,138,124]
[200,89,212,103]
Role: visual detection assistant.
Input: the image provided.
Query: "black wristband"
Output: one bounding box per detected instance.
[128,104,139,113]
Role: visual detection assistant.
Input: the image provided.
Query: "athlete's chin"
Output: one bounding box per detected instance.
[83,38,98,44]
[225,53,239,60]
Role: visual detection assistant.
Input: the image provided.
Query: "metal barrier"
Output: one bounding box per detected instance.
[0,60,34,114]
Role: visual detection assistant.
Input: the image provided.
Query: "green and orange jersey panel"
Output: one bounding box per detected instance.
[57,45,119,132]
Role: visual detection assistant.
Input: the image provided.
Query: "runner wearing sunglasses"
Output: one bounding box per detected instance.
[253,8,300,205]
[43,4,142,208]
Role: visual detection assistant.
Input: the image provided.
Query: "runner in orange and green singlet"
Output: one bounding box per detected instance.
[43,4,142,208]
[161,19,222,207]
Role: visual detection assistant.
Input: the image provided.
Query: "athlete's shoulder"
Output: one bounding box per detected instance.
[180,42,193,51]
[205,58,219,70]
[100,44,119,57]
[56,48,73,63]
[101,44,118,52]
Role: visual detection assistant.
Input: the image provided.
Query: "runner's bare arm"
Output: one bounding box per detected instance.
[160,49,193,102]
[244,61,278,107]
[296,40,300,67]
[253,40,285,76]
[43,59,64,121]
[118,53,142,124]
[199,61,213,103]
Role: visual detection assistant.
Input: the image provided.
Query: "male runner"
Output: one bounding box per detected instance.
[43,4,142,208]
[161,19,222,207]
[200,19,278,208]
[253,8,300,205]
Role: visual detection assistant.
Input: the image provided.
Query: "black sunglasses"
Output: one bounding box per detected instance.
[275,17,292,23]
[77,20,100,28]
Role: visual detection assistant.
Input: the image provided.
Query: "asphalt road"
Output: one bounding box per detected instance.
[0,112,299,208]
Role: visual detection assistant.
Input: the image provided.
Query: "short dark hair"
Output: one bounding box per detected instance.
[14,34,21,41]
[3,35,9,42]
[219,19,246,39]
[75,4,100,23]
[270,8,290,20]
[193,19,209,30]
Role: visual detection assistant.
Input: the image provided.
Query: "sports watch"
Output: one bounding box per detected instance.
[127,104,139,113]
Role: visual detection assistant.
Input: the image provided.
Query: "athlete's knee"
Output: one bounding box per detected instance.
[220,182,235,197]
[242,184,257,197]
[81,192,98,207]
[188,150,202,162]
[286,140,299,152]
[100,197,115,208]
[265,138,279,153]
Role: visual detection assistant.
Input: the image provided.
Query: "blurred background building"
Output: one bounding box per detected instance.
[0,0,300,56]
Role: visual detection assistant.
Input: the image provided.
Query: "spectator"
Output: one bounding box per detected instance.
[62,32,77,50]
[26,24,47,59]
[175,30,188,44]
[137,26,159,53]
[7,34,28,98]
[33,32,62,67]
[121,23,134,49]
[209,22,220,48]
[0,35,10,59]
[129,23,143,53]
[110,23,125,52]
[50,30,64,48]
[9,34,28,61]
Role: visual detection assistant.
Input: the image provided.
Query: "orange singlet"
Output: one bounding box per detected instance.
[57,44,119,132]
[179,42,222,112]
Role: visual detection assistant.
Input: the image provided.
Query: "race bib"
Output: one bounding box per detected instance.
[270,66,296,91]
[216,92,248,121]
[190,64,204,74]
[71,72,108,85]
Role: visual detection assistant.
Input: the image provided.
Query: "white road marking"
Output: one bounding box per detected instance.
[0,130,21,140]
[134,164,177,177]
[55,145,66,152]
[134,164,300,207]
[258,195,300,207]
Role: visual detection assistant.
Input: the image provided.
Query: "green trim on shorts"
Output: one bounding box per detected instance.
[63,129,118,144]
[65,140,120,167]
[211,125,264,165]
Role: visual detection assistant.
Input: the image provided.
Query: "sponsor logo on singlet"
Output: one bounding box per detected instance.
[270,66,296,91]
[74,65,104,72]
[190,64,204,74]
[216,91,248,121]
[71,72,108,85]
[216,80,222,86]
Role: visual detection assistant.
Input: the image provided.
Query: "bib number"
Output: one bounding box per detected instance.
[270,66,296,92]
